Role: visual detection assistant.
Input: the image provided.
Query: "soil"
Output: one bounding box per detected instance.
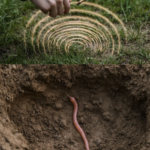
[0,65,150,150]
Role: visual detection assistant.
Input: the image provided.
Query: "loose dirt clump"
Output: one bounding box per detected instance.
[0,65,150,150]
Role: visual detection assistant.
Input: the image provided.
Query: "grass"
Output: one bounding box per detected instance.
[0,0,150,64]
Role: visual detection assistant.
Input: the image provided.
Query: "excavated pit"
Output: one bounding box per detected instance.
[0,65,150,150]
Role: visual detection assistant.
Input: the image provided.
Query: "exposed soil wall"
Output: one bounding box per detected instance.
[0,65,150,150]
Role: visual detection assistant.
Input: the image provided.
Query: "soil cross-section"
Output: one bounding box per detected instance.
[0,65,150,150]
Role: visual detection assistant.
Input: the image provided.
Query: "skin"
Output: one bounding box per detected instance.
[30,0,71,18]
[67,95,90,150]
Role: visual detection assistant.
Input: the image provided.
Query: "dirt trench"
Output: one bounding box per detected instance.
[0,65,150,150]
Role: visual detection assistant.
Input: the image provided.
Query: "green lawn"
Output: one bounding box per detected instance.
[0,0,150,64]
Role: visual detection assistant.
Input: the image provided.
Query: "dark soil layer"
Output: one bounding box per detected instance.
[0,65,150,150]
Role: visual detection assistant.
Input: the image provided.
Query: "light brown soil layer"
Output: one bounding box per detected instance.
[0,65,150,150]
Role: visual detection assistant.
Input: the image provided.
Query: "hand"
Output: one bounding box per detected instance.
[30,0,71,18]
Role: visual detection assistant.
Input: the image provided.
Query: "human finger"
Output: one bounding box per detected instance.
[48,0,57,18]
[56,0,64,15]
[31,0,50,14]
[63,0,70,14]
